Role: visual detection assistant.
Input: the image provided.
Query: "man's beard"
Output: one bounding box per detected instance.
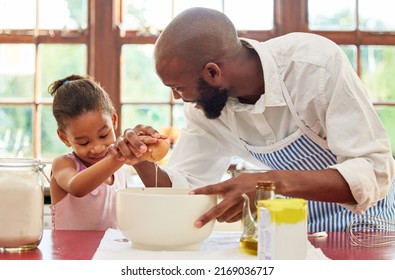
[196,77,229,119]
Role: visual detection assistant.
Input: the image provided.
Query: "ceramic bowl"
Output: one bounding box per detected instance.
[116,187,217,251]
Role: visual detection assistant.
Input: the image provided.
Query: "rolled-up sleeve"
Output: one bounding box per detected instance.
[323,50,395,213]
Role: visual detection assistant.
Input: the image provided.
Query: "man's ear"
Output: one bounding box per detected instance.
[57,130,71,147]
[202,62,222,85]
[111,110,118,130]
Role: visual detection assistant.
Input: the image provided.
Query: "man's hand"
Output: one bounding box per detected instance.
[191,173,262,228]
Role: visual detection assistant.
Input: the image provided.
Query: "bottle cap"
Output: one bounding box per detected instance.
[256,180,275,191]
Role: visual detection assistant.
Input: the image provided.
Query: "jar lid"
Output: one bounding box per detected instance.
[0,158,42,167]
[256,180,275,191]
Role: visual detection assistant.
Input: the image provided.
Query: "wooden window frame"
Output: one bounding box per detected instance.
[1,0,394,159]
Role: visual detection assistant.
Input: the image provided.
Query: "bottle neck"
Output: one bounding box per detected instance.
[256,189,275,201]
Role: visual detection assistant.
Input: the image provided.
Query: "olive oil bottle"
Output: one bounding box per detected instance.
[240,181,276,255]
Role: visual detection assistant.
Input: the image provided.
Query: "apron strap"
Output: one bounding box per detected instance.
[280,79,330,150]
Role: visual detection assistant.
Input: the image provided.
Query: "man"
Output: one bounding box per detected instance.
[115,7,395,232]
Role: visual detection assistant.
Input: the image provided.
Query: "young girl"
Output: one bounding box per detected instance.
[48,74,127,230]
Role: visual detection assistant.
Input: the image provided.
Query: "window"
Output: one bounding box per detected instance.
[306,0,395,153]
[0,0,88,159]
[1,0,394,160]
[119,0,275,148]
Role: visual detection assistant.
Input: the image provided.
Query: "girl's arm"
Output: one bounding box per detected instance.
[51,152,124,198]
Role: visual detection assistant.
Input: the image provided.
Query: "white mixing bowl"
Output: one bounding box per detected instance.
[116,187,217,251]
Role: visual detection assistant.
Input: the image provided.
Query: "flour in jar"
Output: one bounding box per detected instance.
[0,173,43,248]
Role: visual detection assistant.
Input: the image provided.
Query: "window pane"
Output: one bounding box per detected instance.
[225,0,274,30]
[376,106,395,157]
[38,0,87,30]
[359,0,395,31]
[156,105,184,146]
[122,44,170,102]
[0,0,36,29]
[121,105,171,132]
[121,0,274,32]
[308,0,356,31]
[360,46,395,102]
[0,105,33,157]
[41,105,69,160]
[121,0,171,32]
[172,104,186,129]
[0,44,35,99]
[38,44,87,99]
[340,45,357,70]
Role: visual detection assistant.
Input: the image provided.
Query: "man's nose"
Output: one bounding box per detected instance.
[172,90,182,100]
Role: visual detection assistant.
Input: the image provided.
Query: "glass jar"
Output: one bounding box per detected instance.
[0,158,46,251]
[255,180,276,203]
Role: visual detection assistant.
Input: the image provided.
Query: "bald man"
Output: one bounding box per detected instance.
[115,7,395,232]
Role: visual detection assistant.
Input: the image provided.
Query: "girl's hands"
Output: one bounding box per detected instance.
[109,125,168,165]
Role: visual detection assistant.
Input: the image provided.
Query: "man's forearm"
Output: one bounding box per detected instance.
[268,169,355,203]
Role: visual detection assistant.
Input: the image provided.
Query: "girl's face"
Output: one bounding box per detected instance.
[57,110,118,167]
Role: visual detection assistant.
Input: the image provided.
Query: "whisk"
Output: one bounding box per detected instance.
[348,215,395,247]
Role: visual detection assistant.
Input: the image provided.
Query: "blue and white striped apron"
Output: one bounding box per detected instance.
[241,81,395,232]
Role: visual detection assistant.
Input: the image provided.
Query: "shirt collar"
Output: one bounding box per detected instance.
[226,38,286,113]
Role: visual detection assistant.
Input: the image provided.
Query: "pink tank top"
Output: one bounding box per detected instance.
[50,153,126,230]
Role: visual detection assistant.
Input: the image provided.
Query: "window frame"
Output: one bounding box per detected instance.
[1,0,395,159]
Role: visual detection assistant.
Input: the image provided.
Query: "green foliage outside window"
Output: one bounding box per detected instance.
[1,1,395,159]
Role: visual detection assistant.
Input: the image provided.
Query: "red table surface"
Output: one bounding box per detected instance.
[0,230,104,260]
[1,230,394,260]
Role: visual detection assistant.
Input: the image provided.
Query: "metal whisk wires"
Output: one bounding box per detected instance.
[348,215,395,247]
